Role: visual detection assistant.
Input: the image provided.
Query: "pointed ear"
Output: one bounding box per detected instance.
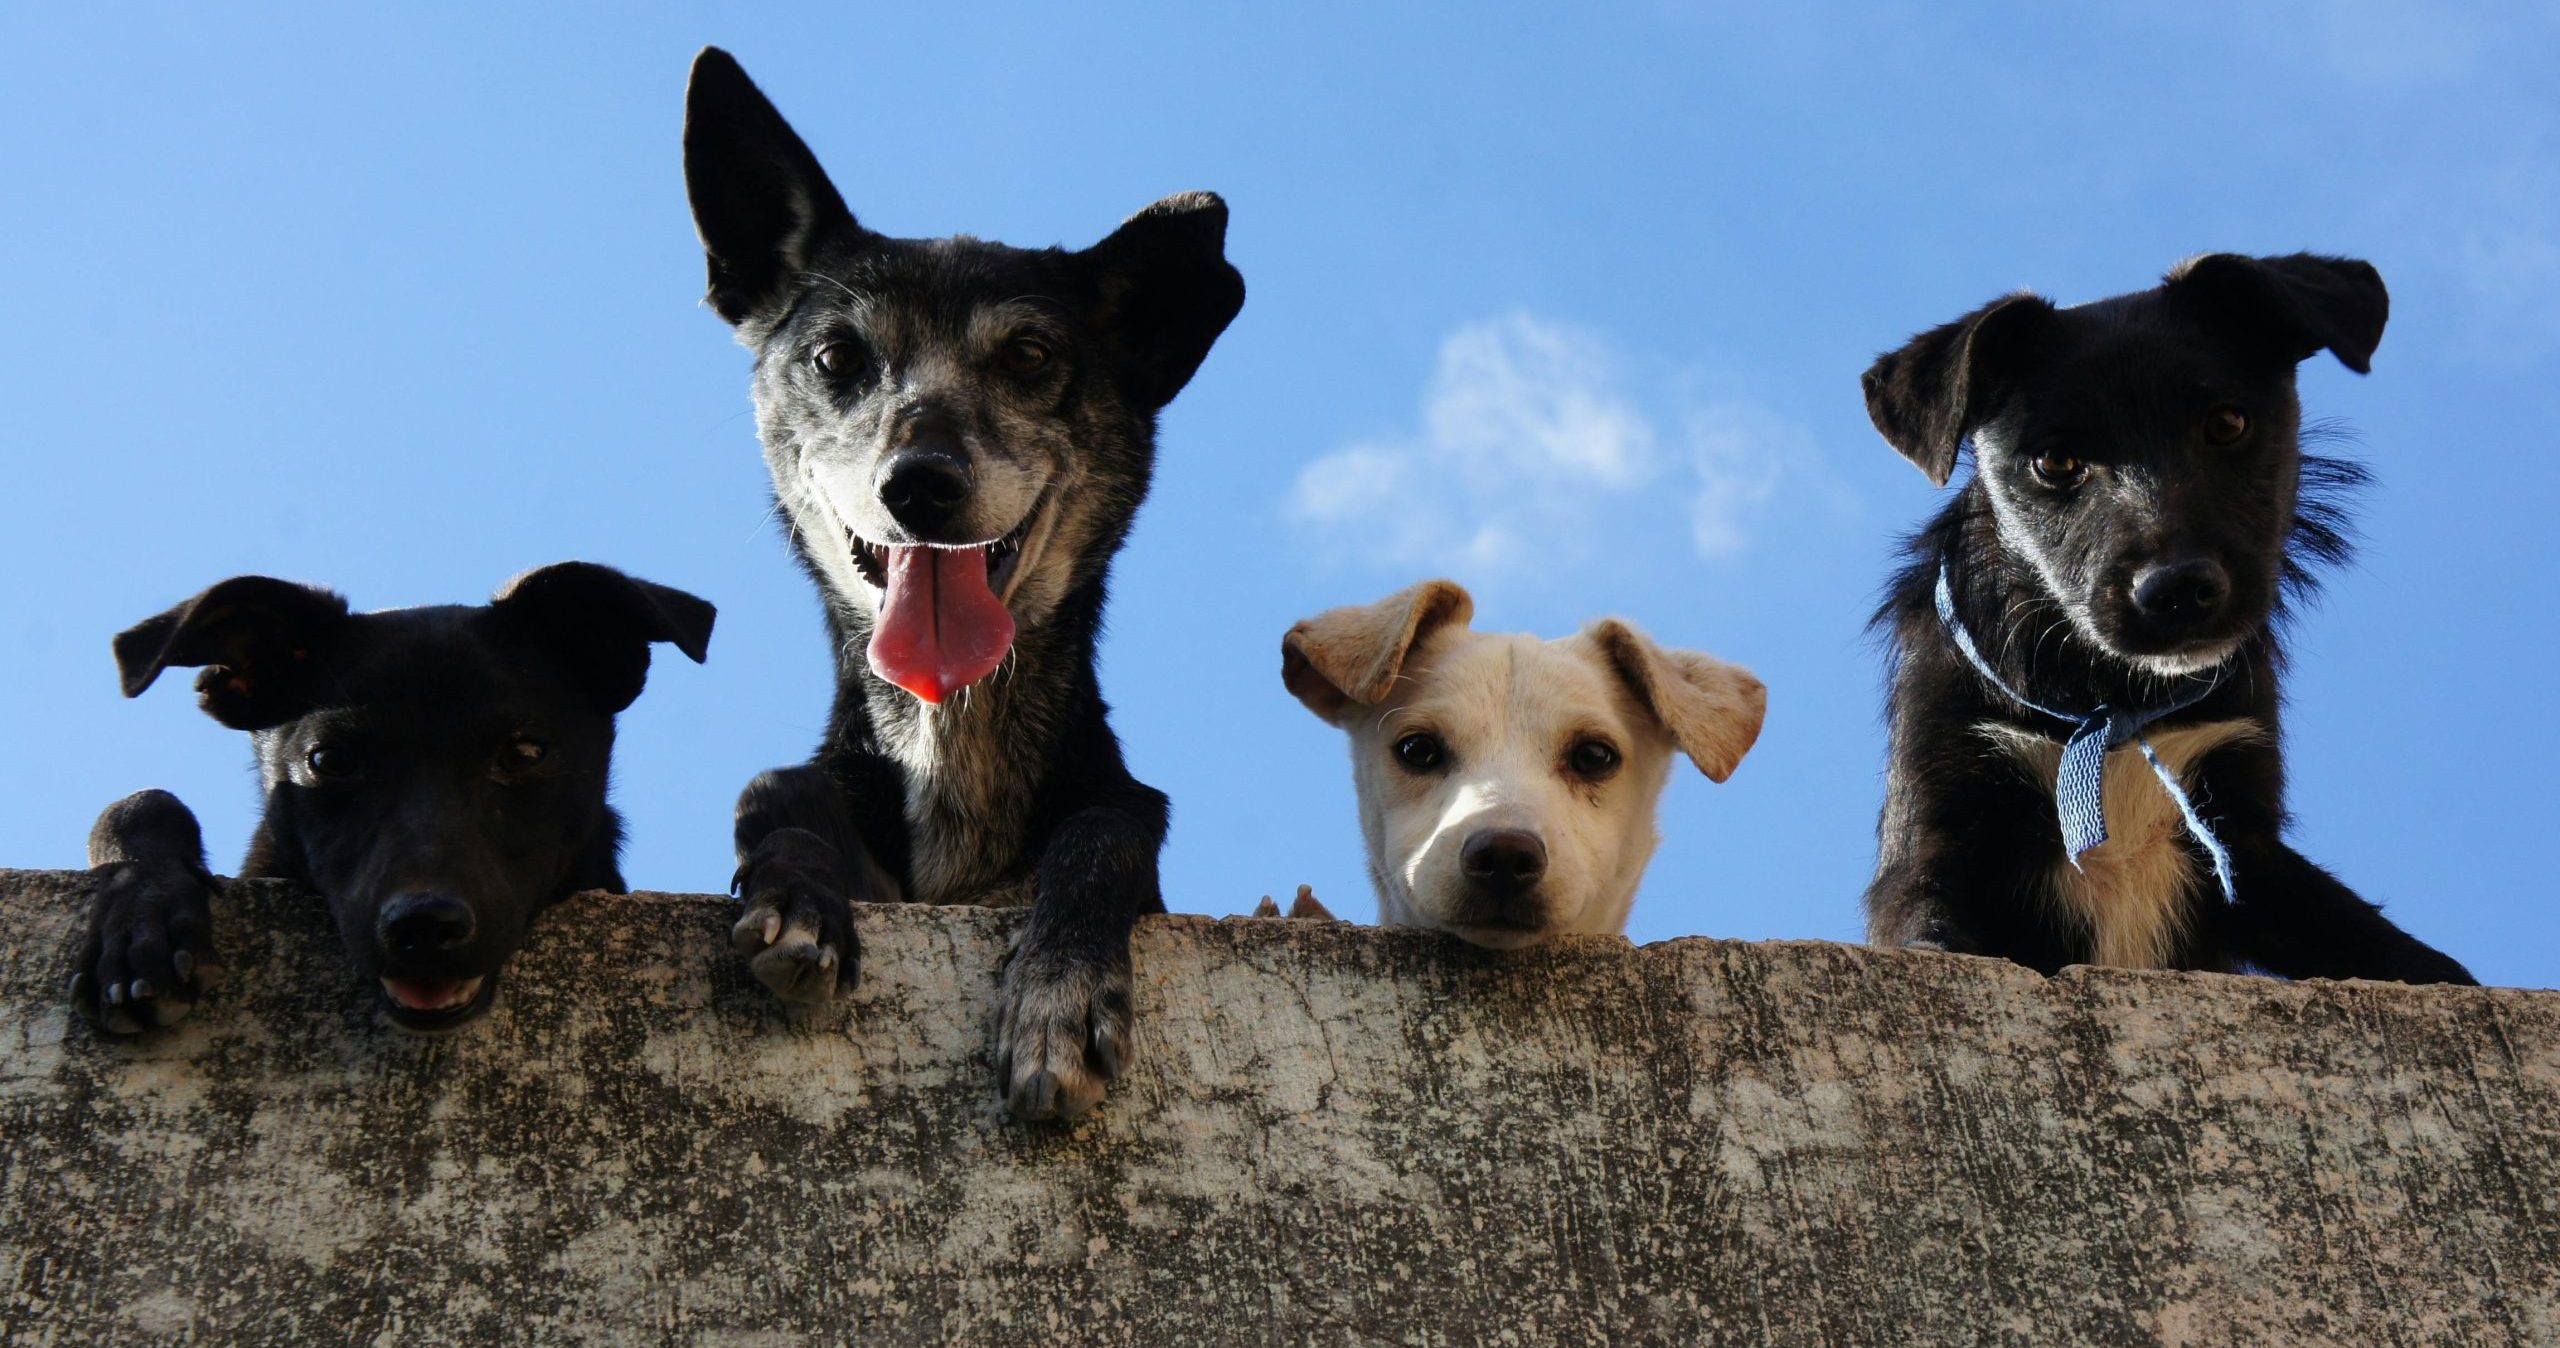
[1585,619,1766,783]
[1861,292,2053,485]
[2167,252,2389,374]
[1082,191,1247,410]
[1281,580,1473,725]
[683,47,861,331]
[490,563,716,714]
[113,577,352,730]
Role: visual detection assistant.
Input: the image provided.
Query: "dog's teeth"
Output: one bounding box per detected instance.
[762,913,781,946]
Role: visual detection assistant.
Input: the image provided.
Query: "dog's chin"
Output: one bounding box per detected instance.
[1447,925,1551,952]
[1420,911,1552,952]
[374,970,499,1033]
[2121,643,2245,678]
[2088,625,2251,679]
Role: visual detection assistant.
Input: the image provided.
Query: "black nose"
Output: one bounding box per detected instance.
[878,451,972,536]
[2129,558,2231,629]
[1460,829,1549,899]
[378,892,476,954]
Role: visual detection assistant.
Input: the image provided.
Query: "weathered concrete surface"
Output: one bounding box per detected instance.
[1,868,2554,1347]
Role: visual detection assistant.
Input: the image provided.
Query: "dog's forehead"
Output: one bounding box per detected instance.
[2002,301,2281,430]
[2046,290,2282,380]
[1401,629,1639,740]
[802,236,1083,335]
[304,607,576,724]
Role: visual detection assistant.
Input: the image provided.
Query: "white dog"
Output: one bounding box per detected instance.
[1283,580,1766,948]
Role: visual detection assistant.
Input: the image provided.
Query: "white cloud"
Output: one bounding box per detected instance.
[1288,313,1823,580]
[1683,403,1793,559]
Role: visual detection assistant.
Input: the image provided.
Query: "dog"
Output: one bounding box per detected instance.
[681,48,1245,1120]
[68,563,715,1034]
[1860,252,2472,983]
[1283,580,1765,949]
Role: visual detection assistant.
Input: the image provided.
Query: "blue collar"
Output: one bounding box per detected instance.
[1933,562,2238,903]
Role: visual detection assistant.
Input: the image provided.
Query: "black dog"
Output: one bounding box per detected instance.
[70,563,715,1033]
[1861,252,2472,984]
[682,49,1244,1119]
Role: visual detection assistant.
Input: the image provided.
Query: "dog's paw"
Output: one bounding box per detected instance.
[68,859,221,1036]
[730,827,861,1004]
[994,942,1134,1122]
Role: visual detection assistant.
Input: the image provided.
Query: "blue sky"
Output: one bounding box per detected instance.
[5,3,2555,986]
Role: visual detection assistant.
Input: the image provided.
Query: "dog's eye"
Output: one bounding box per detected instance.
[997,338,1051,376]
[305,745,359,779]
[811,340,864,379]
[1392,732,1447,774]
[2030,453,2086,487]
[505,738,548,770]
[1566,739,1622,781]
[2203,405,2250,445]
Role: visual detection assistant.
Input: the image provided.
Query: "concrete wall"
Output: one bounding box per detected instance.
[1,867,2554,1346]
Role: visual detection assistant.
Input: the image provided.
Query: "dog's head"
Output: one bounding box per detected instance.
[683,47,1244,706]
[1284,581,1765,948]
[1863,253,2388,675]
[113,563,715,1030]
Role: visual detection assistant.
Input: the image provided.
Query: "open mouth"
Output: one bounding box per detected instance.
[377,973,495,1030]
[844,496,1055,705]
[847,506,1040,603]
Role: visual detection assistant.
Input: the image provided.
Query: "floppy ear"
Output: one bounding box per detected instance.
[2167,252,2389,375]
[1281,580,1473,725]
[490,563,717,714]
[683,47,862,331]
[1586,619,1766,783]
[1861,292,2054,486]
[1082,192,1247,410]
[113,577,352,730]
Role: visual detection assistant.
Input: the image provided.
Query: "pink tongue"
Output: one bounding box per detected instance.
[868,545,1016,704]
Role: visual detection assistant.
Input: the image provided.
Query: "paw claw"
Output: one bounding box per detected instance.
[995,951,1133,1122]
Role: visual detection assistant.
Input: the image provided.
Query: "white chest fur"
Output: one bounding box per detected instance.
[1978,718,2266,969]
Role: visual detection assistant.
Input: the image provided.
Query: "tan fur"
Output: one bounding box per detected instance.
[1980,718,2267,968]
[1586,619,1768,782]
[1286,582,1763,946]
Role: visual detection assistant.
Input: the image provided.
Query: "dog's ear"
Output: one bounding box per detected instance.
[113,577,352,730]
[2167,252,2390,375]
[1586,620,1766,783]
[490,563,717,714]
[1281,580,1473,725]
[684,47,861,330]
[1861,293,2054,486]
[1081,192,1247,411]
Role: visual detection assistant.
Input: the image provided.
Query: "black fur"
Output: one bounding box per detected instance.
[69,563,715,1033]
[1861,253,2473,984]
[683,48,1243,1120]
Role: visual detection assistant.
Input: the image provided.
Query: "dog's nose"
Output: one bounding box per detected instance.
[378,892,476,954]
[1461,829,1549,899]
[878,451,972,536]
[2130,558,2230,629]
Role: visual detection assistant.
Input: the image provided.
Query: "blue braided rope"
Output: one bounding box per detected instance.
[1933,562,2238,902]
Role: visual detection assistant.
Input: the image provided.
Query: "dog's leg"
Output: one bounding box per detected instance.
[68,790,223,1035]
[2225,840,2476,985]
[1868,767,2083,973]
[1865,861,1987,955]
[997,790,1167,1122]
[731,764,894,1003]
